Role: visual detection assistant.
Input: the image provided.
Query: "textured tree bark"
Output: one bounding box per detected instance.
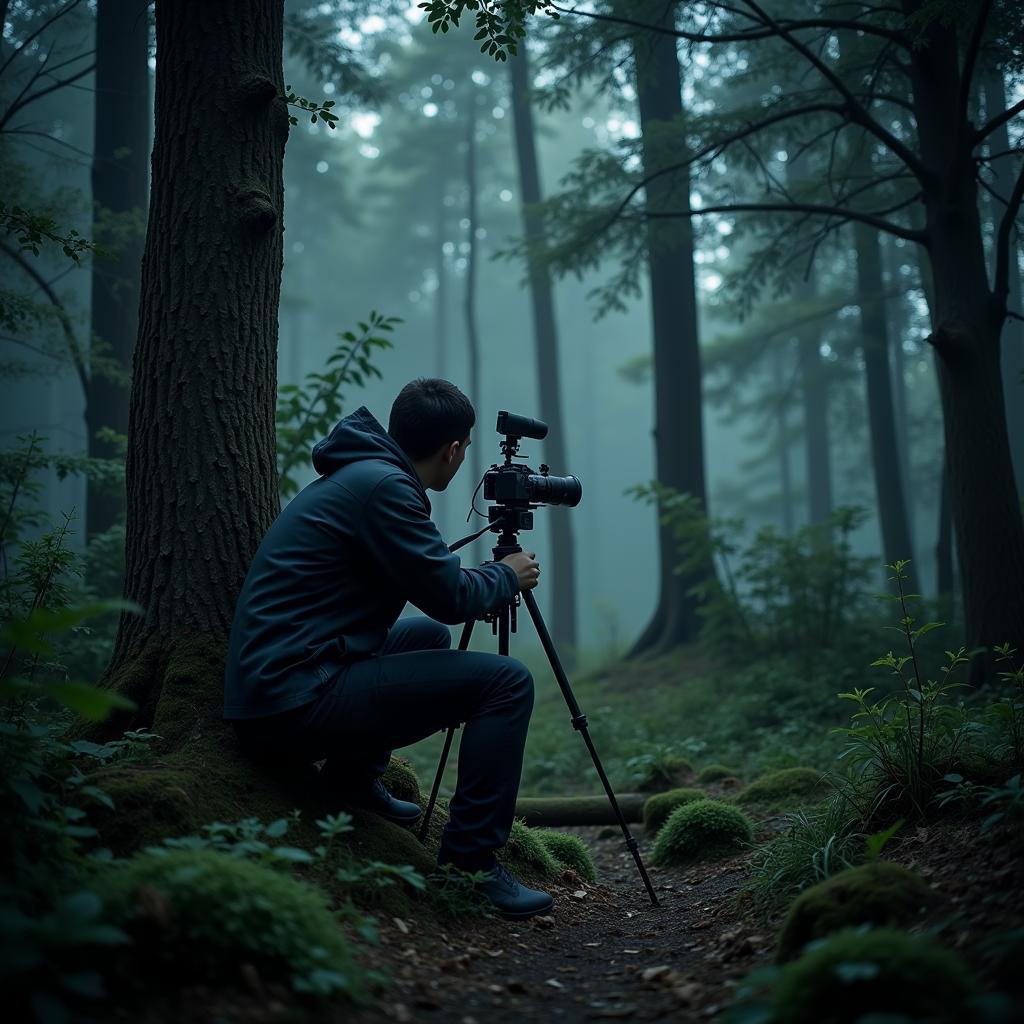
[508,43,578,663]
[106,0,288,673]
[86,0,150,541]
[853,219,916,573]
[904,5,1024,670]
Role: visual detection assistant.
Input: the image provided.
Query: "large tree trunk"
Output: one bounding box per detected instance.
[883,236,912,504]
[85,0,150,541]
[627,1,712,658]
[905,6,1024,669]
[982,68,1024,495]
[106,0,288,675]
[853,219,915,572]
[508,43,578,664]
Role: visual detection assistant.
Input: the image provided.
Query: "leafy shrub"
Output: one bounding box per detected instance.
[771,928,976,1024]
[776,862,934,962]
[537,831,596,883]
[736,767,829,807]
[650,799,754,866]
[627,485,874,665]
[698,764,736,784]
[94,848,362,998]
[642,787,706,833]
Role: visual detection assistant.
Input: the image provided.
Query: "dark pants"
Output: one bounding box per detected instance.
[233,616,535,871]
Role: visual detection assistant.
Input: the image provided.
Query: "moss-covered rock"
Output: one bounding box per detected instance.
[498,818,562,880]
[537,831,597,883]
[381,757,421,804]
[93,848,361,999]
[736,767,829,807]
[650,799,754,866]
[642,787,707,834]
[777,861,935,962]
[635,755,695,792]
[772,928,977,1024]
[697,764,737,784]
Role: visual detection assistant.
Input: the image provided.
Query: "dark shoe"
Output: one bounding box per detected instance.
[335,777,422,826]
[479,862,554,920]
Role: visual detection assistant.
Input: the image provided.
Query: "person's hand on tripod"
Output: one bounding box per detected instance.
[500,550,541,591]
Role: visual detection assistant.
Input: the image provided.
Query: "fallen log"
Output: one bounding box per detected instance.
[513,793,647,827]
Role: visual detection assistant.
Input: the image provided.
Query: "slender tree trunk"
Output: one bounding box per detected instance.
[86,0,150,541]
[905,6,1024,670]
[883,236,912,504]
[508,43,577,663]
[936,455,954,599]
[853,220,915,572]
[463,90,485,567]
[982,68,1024,495]
[786,154,833,526]
[627,0,712,658]
[772,343,794,534]
[106,0,288,674]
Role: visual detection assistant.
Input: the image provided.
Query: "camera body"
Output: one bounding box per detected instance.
[482,411,581,535]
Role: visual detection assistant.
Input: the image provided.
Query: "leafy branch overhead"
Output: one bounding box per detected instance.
[276,312,401,498]
[284,86,340,129]
[418,0,559,59]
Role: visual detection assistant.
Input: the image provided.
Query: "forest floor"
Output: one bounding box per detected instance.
[113,810,1024,1024]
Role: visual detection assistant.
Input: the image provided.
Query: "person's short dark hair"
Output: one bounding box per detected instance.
[388,378,475,460]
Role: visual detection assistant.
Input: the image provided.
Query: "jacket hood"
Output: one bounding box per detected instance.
[312,406,429,504]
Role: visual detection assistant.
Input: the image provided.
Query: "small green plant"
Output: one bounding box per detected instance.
[834,561,973,821]
[425,863,496,919]
[642,787,707,834]
[537,831,596,883]
[775,862,934,962]
[735,767,830,808]
[745,796,867,913]
[986,643,1024,767]
[650,799,754,866]
[697,763,737,783]
[626,743,694,791]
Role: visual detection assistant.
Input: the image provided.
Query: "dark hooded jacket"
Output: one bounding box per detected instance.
[222,406,519,720]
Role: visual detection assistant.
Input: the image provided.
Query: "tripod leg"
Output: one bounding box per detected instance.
[418,618,475,843]
[520,589,660,907]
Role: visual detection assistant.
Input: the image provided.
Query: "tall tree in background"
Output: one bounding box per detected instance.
[86,0,149,541]
[513,0,1024,671]
[508,40,577,661]
[627,0,712,657]
[105,0,287,679]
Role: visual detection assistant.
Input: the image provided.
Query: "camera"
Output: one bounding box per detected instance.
[483,410,581,534]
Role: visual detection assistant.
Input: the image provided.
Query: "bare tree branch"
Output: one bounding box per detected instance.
[639,198,926,243]
[0,0,85,79]
[974,98,1024,146]
[0,239,88,396]
[0,61,96,132]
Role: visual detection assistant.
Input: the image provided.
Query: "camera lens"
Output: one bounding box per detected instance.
[526,473,582,507]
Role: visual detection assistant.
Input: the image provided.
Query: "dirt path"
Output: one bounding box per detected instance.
[342,827,771,1024]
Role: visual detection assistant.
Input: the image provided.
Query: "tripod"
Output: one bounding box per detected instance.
[416,519,660,908]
